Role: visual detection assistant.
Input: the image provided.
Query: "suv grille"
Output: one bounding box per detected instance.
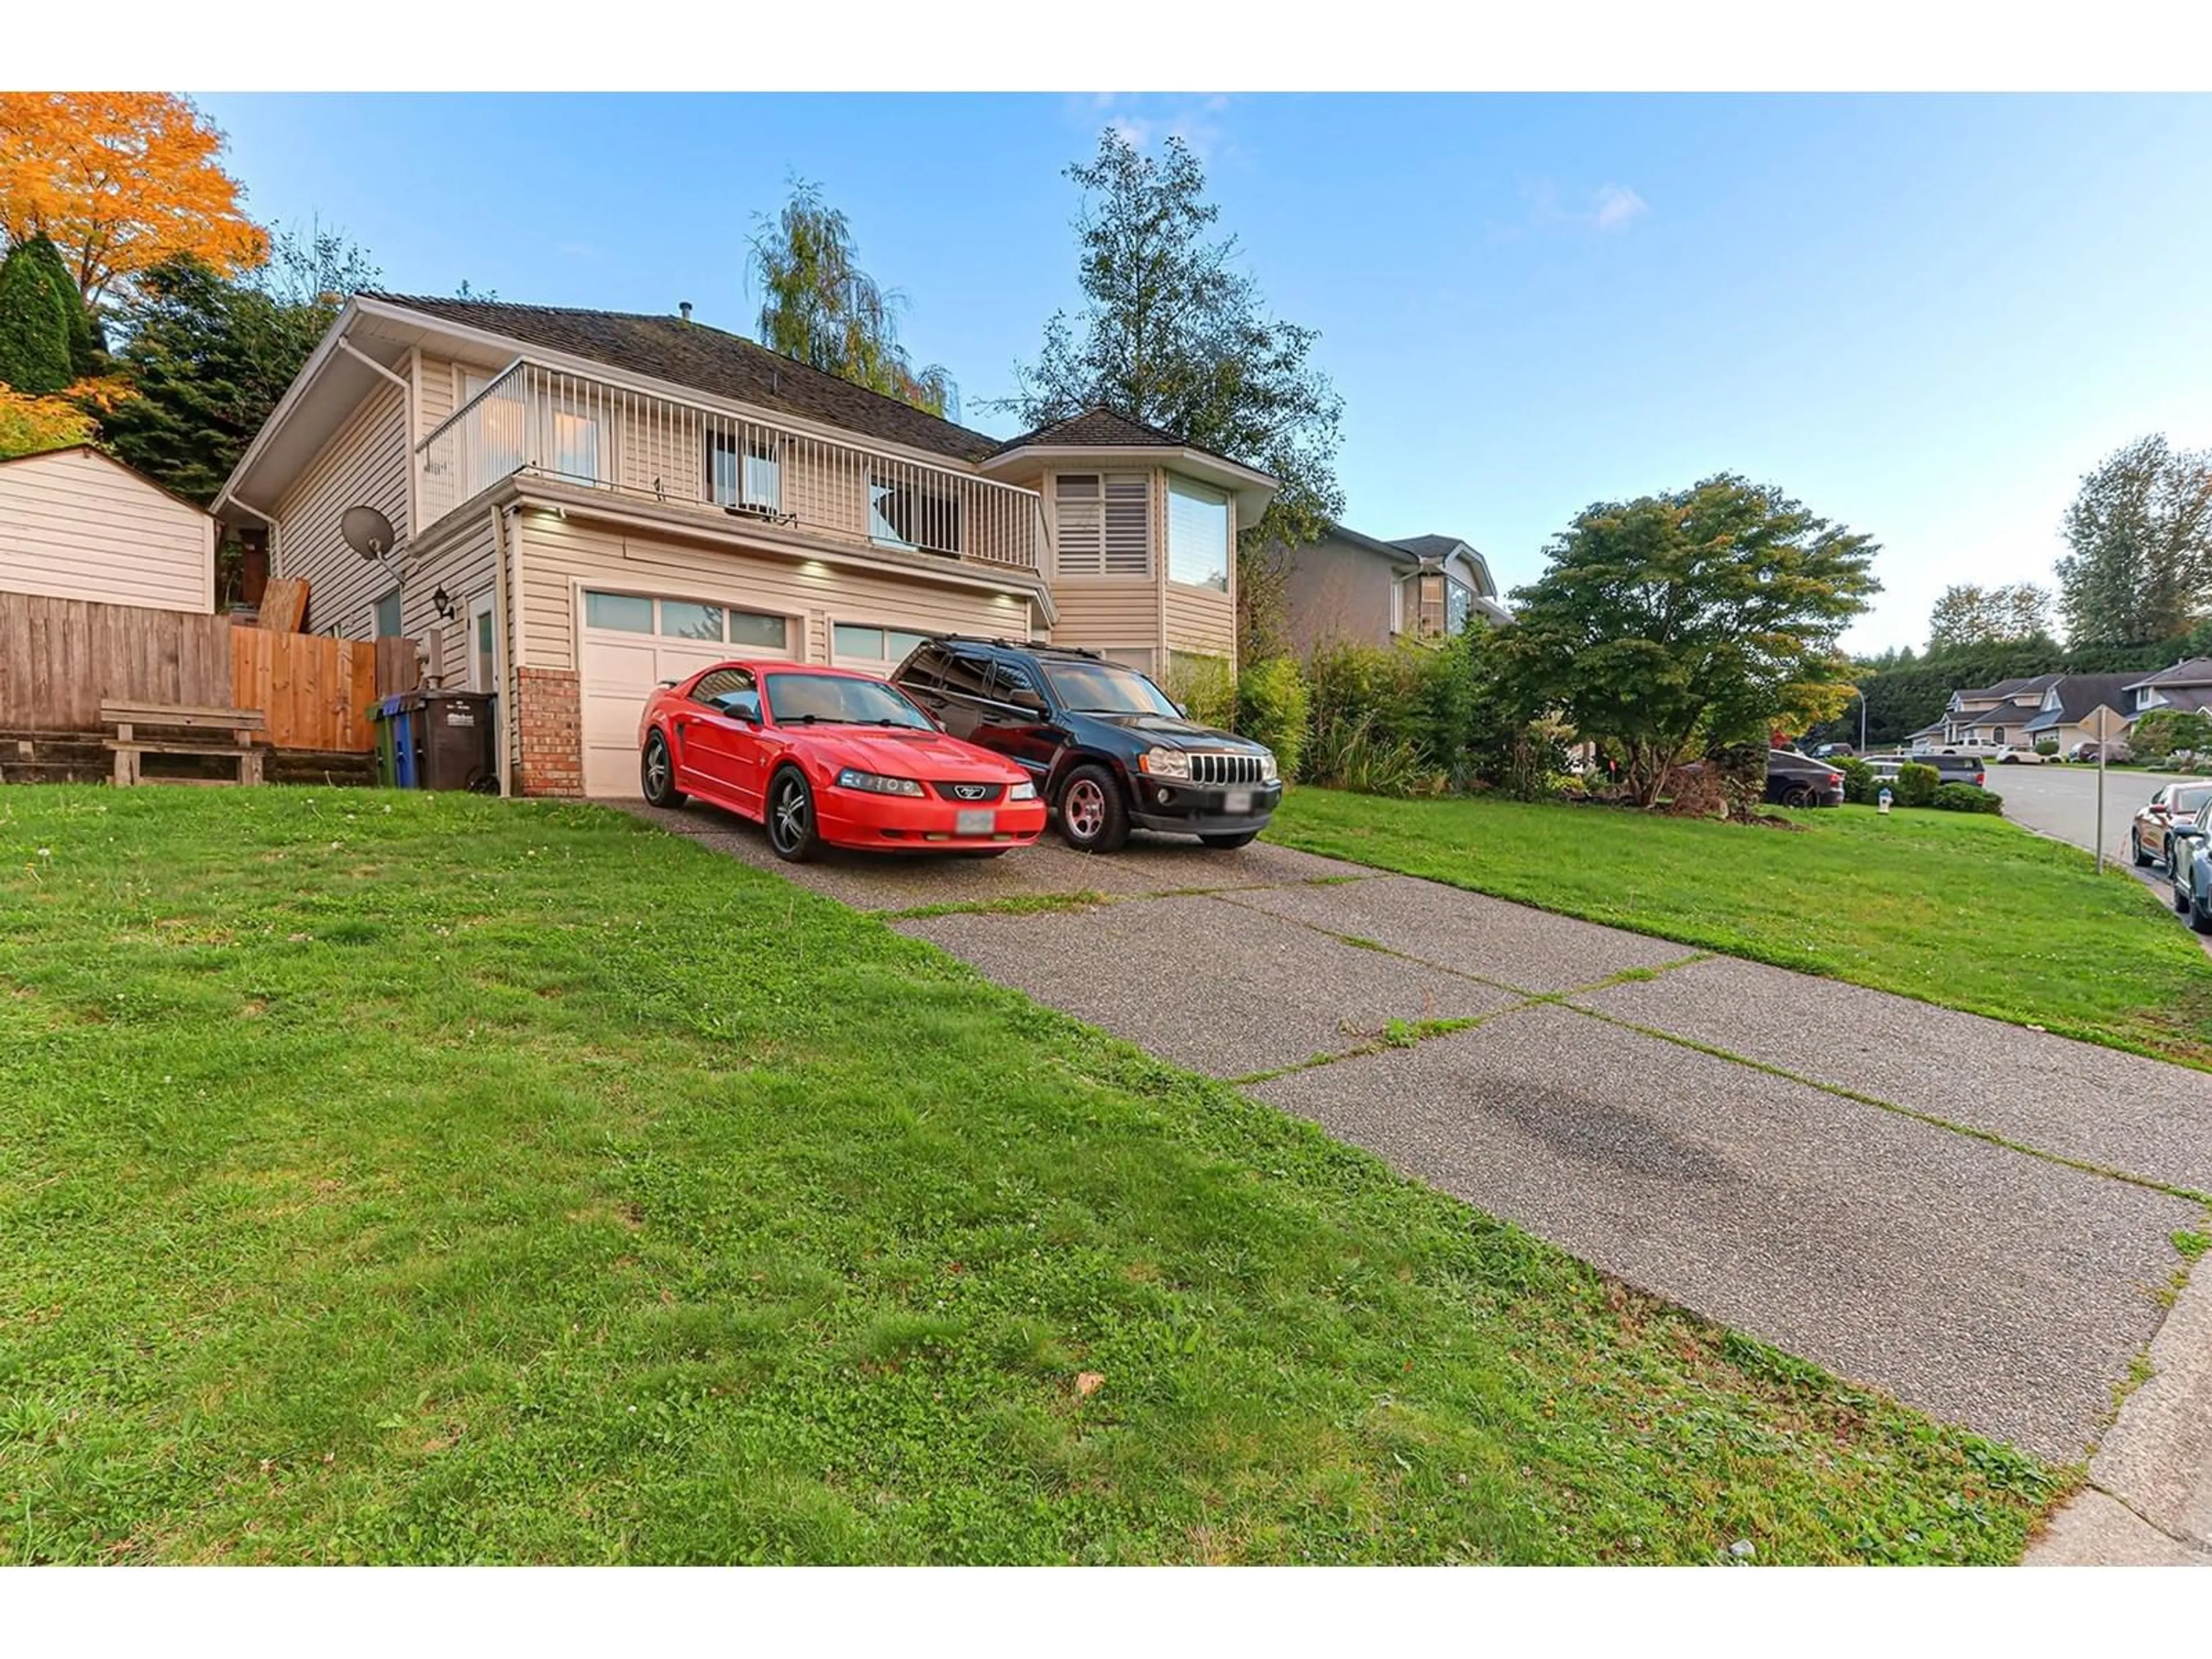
[929,781,1005,803]
[1189,751,1266,787]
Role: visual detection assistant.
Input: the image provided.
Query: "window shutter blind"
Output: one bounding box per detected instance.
[1103,475,1150,575]
[1055,475,1103,575]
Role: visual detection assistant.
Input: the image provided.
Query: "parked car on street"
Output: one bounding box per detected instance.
[1865,753,1990,790]
[1812,741,1855,759]
[2168,801,2212,932]
[892,637,1281,853]
[1993,745,2046,765]
[2070,738,2134,764]
[636,660,1047,862]
[1766,749,1846,808]
[2130,779,2212,868]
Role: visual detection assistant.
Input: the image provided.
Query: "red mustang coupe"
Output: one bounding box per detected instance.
[636,660,1047,861]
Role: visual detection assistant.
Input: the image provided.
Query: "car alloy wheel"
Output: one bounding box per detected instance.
[1064,777,1108,842]
[642,730,684,808]
[768,769,817,863]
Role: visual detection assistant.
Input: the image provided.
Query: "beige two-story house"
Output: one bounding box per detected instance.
[214,294,1275,797]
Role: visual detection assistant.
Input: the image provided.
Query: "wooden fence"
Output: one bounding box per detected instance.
[0,591,400,753]
[0,592,232,731]
[230,626,378,752]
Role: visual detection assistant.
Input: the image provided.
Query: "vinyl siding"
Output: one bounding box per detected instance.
[515,514,1023,673]
[1050,584,1162,650]
[1281,535,1396,658]
[0,449,214,613]
[403,512,501,685]
[1164,582,1235,660]
[271,383,410,637]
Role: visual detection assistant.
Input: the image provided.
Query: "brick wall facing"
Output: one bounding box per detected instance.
[516,666,584,798]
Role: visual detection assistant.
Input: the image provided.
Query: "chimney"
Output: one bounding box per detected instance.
[679,301,693,324]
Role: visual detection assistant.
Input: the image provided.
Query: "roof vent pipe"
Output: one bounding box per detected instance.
[679,301,693,324]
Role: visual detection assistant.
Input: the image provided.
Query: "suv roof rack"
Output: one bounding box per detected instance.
[926,632,1104,660]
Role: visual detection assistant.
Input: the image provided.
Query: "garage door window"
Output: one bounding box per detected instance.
[660,601,725,642]
[832,623,932,665]
[585,590,788,650]
[584,591,654,633]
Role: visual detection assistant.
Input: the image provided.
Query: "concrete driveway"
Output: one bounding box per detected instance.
[618,798,2212,1465]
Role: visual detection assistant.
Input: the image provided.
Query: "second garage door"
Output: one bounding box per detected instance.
[578,588,795,796]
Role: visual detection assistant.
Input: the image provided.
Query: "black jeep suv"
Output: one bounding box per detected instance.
[890,637,1282,853]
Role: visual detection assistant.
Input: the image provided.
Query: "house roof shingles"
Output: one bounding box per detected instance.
[995,407,1186,453]
[2127,657,2212,692]
[1958,698,2044,729]
[1387,534,1472,562]
[2022,672,2139,730]
[365,293,1002,464]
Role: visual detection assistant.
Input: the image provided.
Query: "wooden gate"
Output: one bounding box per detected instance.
[230,627,379,752]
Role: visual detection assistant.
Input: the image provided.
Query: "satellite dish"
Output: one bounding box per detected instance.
[341,505,397,562]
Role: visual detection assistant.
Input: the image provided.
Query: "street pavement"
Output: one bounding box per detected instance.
[1992,759,2161,867]
[617,798,2212,1472]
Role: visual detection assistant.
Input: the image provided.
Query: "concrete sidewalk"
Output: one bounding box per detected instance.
[622,800,2212,1478]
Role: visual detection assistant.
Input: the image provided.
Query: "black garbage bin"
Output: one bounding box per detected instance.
[415,690,498,793]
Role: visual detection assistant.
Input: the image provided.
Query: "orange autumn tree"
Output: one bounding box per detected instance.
[0,92,267,304]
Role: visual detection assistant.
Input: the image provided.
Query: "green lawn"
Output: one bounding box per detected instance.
[1266,789,2212,1068]
[0,786,2053,1564]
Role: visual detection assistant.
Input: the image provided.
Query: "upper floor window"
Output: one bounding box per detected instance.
[549,406,603,483]
[1166,476,1230,592]
[710,430,782,510]
[871,474,962,555]
[1055,473,1149,577]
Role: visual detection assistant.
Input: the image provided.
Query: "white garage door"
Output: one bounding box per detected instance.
[578,589,795,797]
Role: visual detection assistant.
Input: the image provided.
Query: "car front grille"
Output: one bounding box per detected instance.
[929,781,1005,803]
[1188,751,1266,787]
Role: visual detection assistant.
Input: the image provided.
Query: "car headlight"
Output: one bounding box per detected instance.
[835,768,924,797]
[1138,748,1190,779]
[1258,750,1279,782]
[1009,781,1037,802]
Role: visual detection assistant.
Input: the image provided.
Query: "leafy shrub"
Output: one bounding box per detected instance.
[1895,762,1940,808]
[1931,783,2002,815]
[1305,637,1479,785]
[1836,756,1878,805]
[2033,739,2059,757]
[1236,656,1309,783]
[1162,652,1236,731]
[1303,711,1429,797]
[2131,707,2212,760]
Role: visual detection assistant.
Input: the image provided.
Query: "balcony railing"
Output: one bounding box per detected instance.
[415,361,1044,572]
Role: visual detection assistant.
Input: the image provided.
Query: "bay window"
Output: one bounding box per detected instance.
[1167,476,1230,592]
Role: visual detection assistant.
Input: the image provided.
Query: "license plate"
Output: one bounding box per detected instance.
[955,809,995,836]
[1223,790,1252,815]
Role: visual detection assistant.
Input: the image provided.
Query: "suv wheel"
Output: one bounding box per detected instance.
[1056,764,1130,854]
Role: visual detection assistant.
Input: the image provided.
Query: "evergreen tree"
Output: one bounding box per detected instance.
[12,233,99,376]
[0,240,73,395]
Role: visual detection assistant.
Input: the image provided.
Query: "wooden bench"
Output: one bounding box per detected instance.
[100,701,267,787]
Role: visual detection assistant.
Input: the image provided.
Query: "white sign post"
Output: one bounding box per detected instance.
[2094,706,2109,876]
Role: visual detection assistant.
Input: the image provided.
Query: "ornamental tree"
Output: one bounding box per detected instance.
[0,92,267,304]
[1498,474,1880,809]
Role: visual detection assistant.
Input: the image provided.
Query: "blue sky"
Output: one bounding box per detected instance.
[194,92,2212,653]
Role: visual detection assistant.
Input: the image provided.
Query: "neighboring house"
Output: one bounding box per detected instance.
[2124,658,2212,719]
[1277,524,1510,660]
[0,445,216,615]
[2020,672,2138,754]
[1922,674,2061,748]
[213,294,1276,798]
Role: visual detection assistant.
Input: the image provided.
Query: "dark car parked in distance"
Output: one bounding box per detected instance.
[1767,749,1846,808]
[1869,753,1989,789]
[891,636,1282,853]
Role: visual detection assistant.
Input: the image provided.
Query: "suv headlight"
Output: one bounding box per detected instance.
[835,768,924,797]
[1259,750,1279,782]
[1009,780,1037,801]
[1138,748,1191,779]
